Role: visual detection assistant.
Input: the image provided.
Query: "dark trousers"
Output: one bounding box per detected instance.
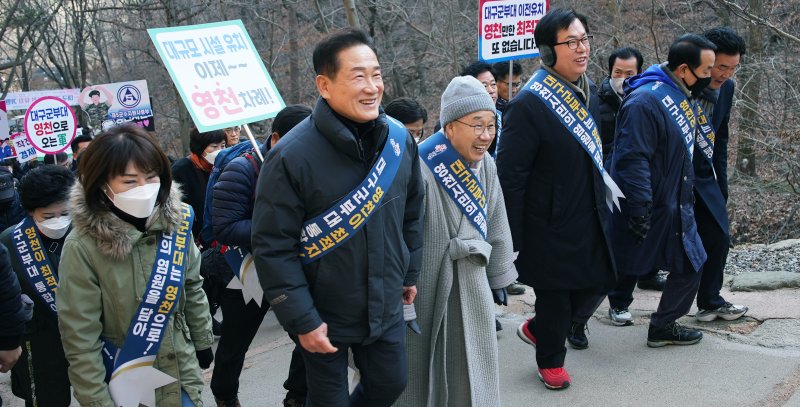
[531,287,600,368]
[283,338,308,401]
[299,319,407,407]
[606,266,702,328]
[210,288,270,401]
[607,274,639,310]
[650,270,702,327]
[695,198,729,310]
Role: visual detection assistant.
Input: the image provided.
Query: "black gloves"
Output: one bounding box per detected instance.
[627,213,651,243]
[196,348,214,369]
[492,288,507,306]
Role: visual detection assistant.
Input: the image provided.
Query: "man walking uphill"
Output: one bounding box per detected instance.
[251,28,424,407]
[608,34,715,347]
[496,8,619,390]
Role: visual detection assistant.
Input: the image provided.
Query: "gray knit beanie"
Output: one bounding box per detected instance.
[439,75,497,126]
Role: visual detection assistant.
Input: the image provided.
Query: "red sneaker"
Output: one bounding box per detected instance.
[516,318,537,347]
[538,367,571,390]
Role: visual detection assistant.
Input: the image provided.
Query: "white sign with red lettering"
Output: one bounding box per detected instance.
[478,0,549,63]
[148,20,285,132]
[23,96,78,154]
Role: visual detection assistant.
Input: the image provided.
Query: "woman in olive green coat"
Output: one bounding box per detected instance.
[58,125,214,407]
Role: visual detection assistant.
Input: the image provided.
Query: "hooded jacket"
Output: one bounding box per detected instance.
[251,98,424,344]
[57,183,213,407]
[609,64,707,275]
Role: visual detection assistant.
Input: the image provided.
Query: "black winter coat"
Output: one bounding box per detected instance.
[212,146,264,251]
[497,68,615,291]
[597,76,623,158]
[172,157,210,245]
[251,98,424,343]
[0,240,28,349]
[0,226,63,404]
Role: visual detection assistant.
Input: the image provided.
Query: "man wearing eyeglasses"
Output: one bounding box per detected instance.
[692,27,748,323]
[497,8,616,390]
[492,61,523,114]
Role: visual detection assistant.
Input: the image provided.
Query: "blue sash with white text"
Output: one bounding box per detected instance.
[694,103,716,166]
[299,117,407,264]
[12,217,60,318]
[11,216,117,379]
[107,204,193,407]
[523,69,624,210]
[419,131,488,239]
[649,81,697,159]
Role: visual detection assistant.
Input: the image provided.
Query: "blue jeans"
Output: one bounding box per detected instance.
[181,390,197,407]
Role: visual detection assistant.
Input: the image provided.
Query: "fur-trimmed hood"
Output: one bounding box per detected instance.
[69,182,185,260]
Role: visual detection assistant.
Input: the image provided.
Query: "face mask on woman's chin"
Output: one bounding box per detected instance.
[35,216,71,239]
[106,183,161,219]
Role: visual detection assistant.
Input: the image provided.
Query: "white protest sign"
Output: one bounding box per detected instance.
[11,133,37,163]
[148,20,285,132]
[23,97,78,154]
[478,0,548,63]
[3,89,81,111]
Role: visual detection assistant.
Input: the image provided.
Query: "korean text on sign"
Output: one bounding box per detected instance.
[478,0,548,63]
[148,20,285,132]
[23,96,77,155]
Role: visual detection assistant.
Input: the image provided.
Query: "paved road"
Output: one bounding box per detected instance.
[2,286,799,406]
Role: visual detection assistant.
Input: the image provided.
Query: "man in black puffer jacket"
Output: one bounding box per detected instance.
[210,105,311,407]
[252,29,424,406]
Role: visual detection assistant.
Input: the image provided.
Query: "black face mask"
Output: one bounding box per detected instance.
[684,66,711,99]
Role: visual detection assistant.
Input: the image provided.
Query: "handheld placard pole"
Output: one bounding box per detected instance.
[508,63,513,101]
[242,123,264,162]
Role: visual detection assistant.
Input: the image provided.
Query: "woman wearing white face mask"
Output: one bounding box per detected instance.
[0,165,75,406]
[171,128,226,249]
[58,125,213,407]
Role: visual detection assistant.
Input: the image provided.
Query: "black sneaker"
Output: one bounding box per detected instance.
[567,322,588,350]
[495,318,503,332]
[647,322,702,348]
[637,273,667,291]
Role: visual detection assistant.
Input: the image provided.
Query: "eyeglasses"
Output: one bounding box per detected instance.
[714,63,740,74]
[511,82,521,88]
[454,119,496,136]
[553,35,593,50]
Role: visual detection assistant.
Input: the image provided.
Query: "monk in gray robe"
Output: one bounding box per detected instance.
[397,76,518,407]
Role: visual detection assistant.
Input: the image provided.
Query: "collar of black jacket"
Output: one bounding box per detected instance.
[312,97,388,163]
[598,76,622,106]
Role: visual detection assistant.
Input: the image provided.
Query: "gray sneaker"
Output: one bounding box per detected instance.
[608,307,633,326]
[696,302,748,322]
